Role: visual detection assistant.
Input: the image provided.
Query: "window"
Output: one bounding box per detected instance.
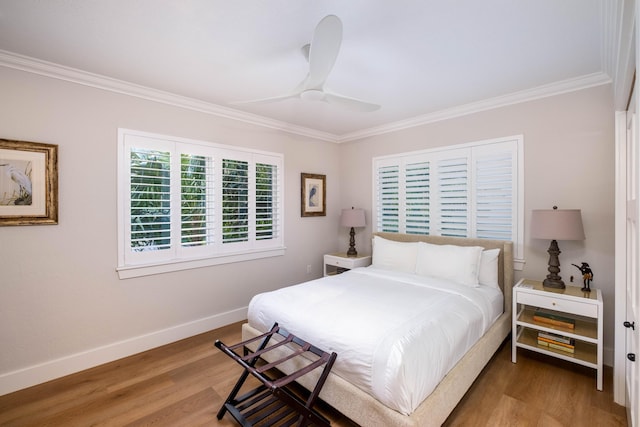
[117,129,284,278]
[373,135,524,267]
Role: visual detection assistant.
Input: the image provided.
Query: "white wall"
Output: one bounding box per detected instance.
[338,84,616,363]
[0,67,343,394]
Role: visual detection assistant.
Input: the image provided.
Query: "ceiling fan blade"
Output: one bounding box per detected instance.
[305,15,343,90]
[324,92,380,112]
[231,15,380,113]
[230,92,300,105]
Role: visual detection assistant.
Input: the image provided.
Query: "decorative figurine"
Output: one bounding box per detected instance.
[572,262,593,292]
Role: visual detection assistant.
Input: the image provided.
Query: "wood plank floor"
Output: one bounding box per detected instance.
[0,321,627,426]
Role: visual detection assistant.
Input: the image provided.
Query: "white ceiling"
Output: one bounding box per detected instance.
[0,0,615,141]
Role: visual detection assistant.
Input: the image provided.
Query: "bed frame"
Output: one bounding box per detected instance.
[241,232,514,426]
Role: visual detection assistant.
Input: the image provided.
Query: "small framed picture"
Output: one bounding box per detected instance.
[0,139,58,226]
[301,173,326,217]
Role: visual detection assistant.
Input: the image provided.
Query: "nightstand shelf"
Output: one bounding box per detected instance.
[517,307,599,341]
[323,253,371,277]
[512,278,603,390]
[516,328,598,366]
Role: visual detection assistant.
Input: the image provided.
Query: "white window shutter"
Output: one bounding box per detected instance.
[254,154,282,247]
[405,160,430,235]
[436,156,469,237]
[375,163,401,232]
[179,153,215,249]
[118,129,285,276]
[221,158,249,244]
[372,135,523,264]
[472,141,517,241]
[129,147,173,252]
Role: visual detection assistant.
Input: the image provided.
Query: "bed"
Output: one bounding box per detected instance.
[241,232,514,426]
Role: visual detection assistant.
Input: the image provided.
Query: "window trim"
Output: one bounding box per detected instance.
[116,128,285,279]
[372,135,524,269]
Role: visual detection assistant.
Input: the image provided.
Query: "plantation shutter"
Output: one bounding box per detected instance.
[180,153,215,248]
[222,158,249,244]
[255,162,278,241]
[375,163,400,232]
[405,160,430,235]
[372,135,522,262]
[436,156,469,237]
[129,147,172,252]
[119,129,285,276]
[472,141,517,241]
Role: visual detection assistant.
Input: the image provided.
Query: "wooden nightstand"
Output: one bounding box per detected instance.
[323,253,371,276]
[512,278,603,390]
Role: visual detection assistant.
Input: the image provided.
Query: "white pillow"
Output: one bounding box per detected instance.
[478,248,500,289]
[371,236,419,273]
[415,242,484,287]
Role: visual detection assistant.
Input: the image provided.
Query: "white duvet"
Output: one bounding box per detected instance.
[247,267,503,415]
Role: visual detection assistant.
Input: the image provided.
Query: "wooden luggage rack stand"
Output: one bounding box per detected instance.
[215,323,338,426]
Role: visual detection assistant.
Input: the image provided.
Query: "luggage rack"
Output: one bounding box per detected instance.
[215,323,338,427]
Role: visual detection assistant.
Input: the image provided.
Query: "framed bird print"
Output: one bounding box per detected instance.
[301,173,326,217]
[0,139,58,225]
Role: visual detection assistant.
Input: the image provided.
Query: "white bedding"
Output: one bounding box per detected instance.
[247,267,503,415]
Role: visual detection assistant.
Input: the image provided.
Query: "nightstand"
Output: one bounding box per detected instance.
[323,253,371,276]
[512,278,603,390]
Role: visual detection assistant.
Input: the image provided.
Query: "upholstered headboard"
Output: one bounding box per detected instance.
[372,232,515,314]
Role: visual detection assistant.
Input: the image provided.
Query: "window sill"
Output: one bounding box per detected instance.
[117,246,286,279]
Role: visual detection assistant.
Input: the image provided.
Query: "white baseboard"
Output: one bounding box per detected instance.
[0,307,247,396]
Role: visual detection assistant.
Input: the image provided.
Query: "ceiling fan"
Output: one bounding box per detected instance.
[233,15,380,112]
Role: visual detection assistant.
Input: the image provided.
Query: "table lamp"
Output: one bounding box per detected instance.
[341,207,366,257]
[530,206,585,289]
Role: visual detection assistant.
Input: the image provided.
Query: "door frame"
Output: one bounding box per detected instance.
[615,109,629,406]
[613,0,637,407]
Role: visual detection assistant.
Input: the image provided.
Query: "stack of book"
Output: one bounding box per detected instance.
[537,331,576,354]
[532,310,576,330]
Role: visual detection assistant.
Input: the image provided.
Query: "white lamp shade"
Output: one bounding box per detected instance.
[530,209,585,241]
[341,208,366,228]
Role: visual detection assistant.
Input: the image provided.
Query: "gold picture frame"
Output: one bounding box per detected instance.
[0,139,58,225]
[301,173,326,217]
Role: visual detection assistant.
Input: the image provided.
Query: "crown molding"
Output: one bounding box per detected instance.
[0,49,612,144]
[337,72,612,143]
[0,50,339,143]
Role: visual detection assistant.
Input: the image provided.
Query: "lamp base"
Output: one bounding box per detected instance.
[542,239,565,289]
[346,227,358,257]
[543,278,565,289]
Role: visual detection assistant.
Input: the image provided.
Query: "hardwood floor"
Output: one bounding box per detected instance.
[0,321,627,426]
